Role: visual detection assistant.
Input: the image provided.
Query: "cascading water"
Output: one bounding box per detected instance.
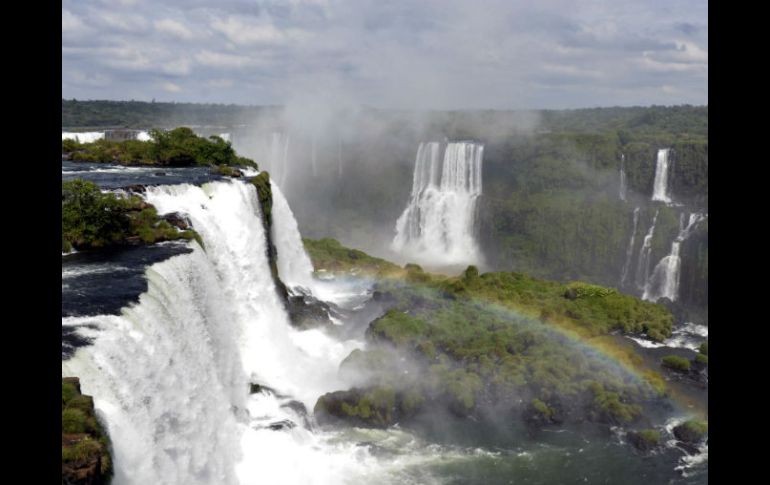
[620,207,640,286]
[643,213,706,302]
[270,180,316,290]
[635,210,659,290]
[62,180,378,485]
[62,131,105,143]
[392,141,484,268]
[651,148,672,203]
[268,132,291,189]
[619,154,627,202]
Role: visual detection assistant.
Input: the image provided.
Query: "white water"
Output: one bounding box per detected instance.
[628,322,708,350]
[643,213,706,302]
[268,132,291,189]
[270,180,316,290]
[392,141,484,268]
[635,210,659,290]
[619,154,627,201]
[137,131,152,141]
[620,207,640,286]
[62,180,382,485]
[62,131,105,143]
[651,149,672,203]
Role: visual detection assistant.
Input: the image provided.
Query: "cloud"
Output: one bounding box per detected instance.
[62,0,708,108]
[155,18,196,40]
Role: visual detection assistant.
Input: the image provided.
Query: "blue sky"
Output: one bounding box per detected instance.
[62,0,707,109]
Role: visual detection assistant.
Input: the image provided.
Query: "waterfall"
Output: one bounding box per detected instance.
[643,213,706,302]
[137,131,152,141]
[651,148,672,203]
[620,207,640,286]
[635,210,659,290]
[270,180,316,290]
[619,154,627,202]
[62,180,370,485]
[62,131,105,143]
[392,141,484,268]
[268,132,291,188]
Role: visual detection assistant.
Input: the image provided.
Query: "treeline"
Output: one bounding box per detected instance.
[62,99,280,128]
[62,127,256,167]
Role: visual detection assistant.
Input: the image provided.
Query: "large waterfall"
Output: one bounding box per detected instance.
[620,207,640,286]
[651,148,672,203]
[61,180,378,485]
[392,141,484,268]
[643,213,706,302]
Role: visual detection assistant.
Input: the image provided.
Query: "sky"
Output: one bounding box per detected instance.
[62,0,708,110]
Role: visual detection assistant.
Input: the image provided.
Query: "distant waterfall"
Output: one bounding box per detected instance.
[643,213,706,302]
[62,131,105,143]
[392,141,484,268]
[651,149,672,203]
[635,210,659,290]
[619,154,627,202]
[268,132,291,188]
[620,207,640,286]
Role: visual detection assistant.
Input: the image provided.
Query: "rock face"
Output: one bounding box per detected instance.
[314,388,401,428]
[62,377,113,485]
[285,288,333,329]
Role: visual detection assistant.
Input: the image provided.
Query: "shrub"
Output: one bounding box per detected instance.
[661,355,691,372]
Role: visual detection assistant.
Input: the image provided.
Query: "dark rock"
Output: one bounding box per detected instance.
[564,288,578,300]
[286,288,333,329]
[673,421,707,443]
[154,172,167,176]
[161,213,191,230]
[124,184,146,194]
[281,400,308,418]
[627,430,661,452]
[267,419,296,431]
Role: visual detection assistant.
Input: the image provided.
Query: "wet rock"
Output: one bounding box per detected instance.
[267,419,296,431]
[161,213,191,231]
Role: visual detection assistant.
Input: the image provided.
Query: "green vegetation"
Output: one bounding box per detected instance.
[699,341,708,356]
[62,179,200,251]
[627,428,662,451]
[312,242,674,430]
[303,238,401,276]
[694,353,708,365]
[661,355,691,372]
[673,419,708,443]
[62,378,112,482]
[63,127,256,167]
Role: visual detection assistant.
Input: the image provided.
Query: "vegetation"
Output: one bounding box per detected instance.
[63,127,256,167]
[673,419,708,443]
[661,355,691,372]
[627,428,662,452]
[312,242,674,430]
[303,238,401,277]
[62,378,112,482]
[62,179,200,251]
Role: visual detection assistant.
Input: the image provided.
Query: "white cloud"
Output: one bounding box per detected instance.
[155,19,196,40]
[162,82,182,92]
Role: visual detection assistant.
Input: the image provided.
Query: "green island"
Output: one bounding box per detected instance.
[303,239,701,439]
[62,127,256,168]
[62,179,202,253]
